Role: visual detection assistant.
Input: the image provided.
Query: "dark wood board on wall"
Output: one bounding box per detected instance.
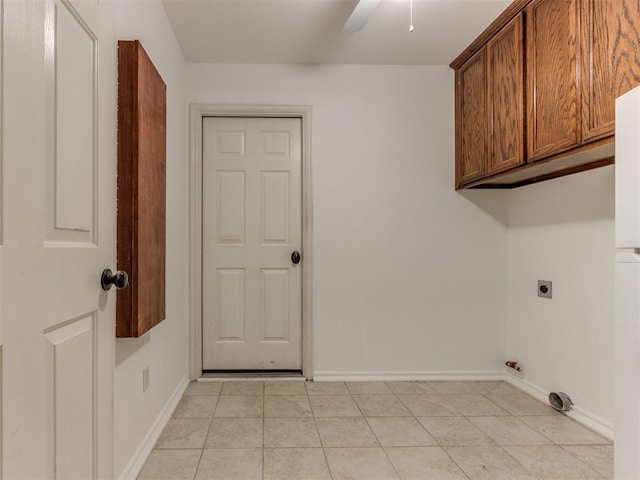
[117,40,166,338]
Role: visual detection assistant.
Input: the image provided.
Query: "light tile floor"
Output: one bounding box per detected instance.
[137,380,613,480]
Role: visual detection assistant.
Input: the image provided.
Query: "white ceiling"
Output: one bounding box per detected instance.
[161,0,511,65]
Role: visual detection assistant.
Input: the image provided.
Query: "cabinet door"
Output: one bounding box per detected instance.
[582,0,640,142]
[455,49,487,187]
[486,13,525,175]
[527,0,581,161]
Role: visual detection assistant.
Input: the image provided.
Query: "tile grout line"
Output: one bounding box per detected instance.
[191,447,205,480]
[388,381,472,480]
[189,382,222,479]
[442,411,483,480]
[439,446,473,480]
[500,444,609,479]
[382,382,408,478]
[345,382,404,479]
[559,445,611,479]
[306,381,336,480]
[379,383,408,479]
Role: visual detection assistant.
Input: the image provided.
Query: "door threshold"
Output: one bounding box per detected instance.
[200,370,304,381]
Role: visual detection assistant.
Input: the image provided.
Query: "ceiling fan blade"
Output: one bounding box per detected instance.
[342,0,381,33]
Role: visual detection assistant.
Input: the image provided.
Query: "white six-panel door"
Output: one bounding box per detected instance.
[202,117,302,370]
[2,0,116,478]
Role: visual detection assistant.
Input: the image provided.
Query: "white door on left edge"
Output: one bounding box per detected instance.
[2,0,116,478]
[202,117,302,370]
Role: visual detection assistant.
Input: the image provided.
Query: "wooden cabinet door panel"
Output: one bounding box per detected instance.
[455,49,487,187]
[487,13,525,175]
[527,0,581,161]
[582,0,640,142]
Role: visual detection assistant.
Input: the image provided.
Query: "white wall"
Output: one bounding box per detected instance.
[187,64,509,377]
[114,2,188,477]
[506,166,615,433]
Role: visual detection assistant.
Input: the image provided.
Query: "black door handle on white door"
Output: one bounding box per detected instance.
[101,269,129,291]
[291,251,301,265]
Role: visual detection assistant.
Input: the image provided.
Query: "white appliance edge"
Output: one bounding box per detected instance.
[615,85,640,479]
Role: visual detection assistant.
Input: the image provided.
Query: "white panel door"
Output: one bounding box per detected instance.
[1,0,116,478]
[202,117,302,370]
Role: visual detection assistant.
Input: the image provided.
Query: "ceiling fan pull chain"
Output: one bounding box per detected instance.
[409,0,414,32]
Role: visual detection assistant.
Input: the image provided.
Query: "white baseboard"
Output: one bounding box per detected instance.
[505,375,614,440]
[117,375,190,480]
[312,370,505,382]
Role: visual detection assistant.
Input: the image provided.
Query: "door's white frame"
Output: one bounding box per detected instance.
[189,104,313,380]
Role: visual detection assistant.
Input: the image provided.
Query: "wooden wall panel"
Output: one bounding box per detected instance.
[117,40,166,338]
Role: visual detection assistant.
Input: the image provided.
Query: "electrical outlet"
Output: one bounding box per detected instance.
[538,280,552,299]
[143,366,150,392]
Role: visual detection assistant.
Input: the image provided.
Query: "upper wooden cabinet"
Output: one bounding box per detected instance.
[487,14,525,175]
[526,0,581,161]
[455,49,487,185]
[582,0,640,142]
[455,14,525,185]
[451,0,640,189]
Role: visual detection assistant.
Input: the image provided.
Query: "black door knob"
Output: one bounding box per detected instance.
[291,251,301,265]
[101,269,129,291]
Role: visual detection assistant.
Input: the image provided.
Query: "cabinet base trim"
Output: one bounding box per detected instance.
[461,137,614,189]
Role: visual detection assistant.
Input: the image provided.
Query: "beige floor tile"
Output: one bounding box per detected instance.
[172,395,218,419]
[316,417,379,447]
[503,445,604,479]
[184,381,223,396]
[154,419,210,449]
[465,381,520,395]
[264,448,332,480]
[441,394,509,416]
[427,381,477,394]
[485,391,560,416]
[397,395,459,417]
[214,395,263,417]
[264,394,312,417]
[205,417,263,448]
[346,382,392,394]
[306,381,349,395]
[353,394,411,417]
[367,417,436,447]
[145,385,608,480]
[418,417,495,446]
[518,415,610,445]
[444,446,540,480]
[264,417,321,447]
[309,395,362,417]
[562,445,613,479]
[220,381,264,395]
[385,446,467,479]
[468,416,552,446]
[265,381,307,395]
[386,381,435,395]
[195,448,262,480]
[137,449,201,480]
[325,447,399,480]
